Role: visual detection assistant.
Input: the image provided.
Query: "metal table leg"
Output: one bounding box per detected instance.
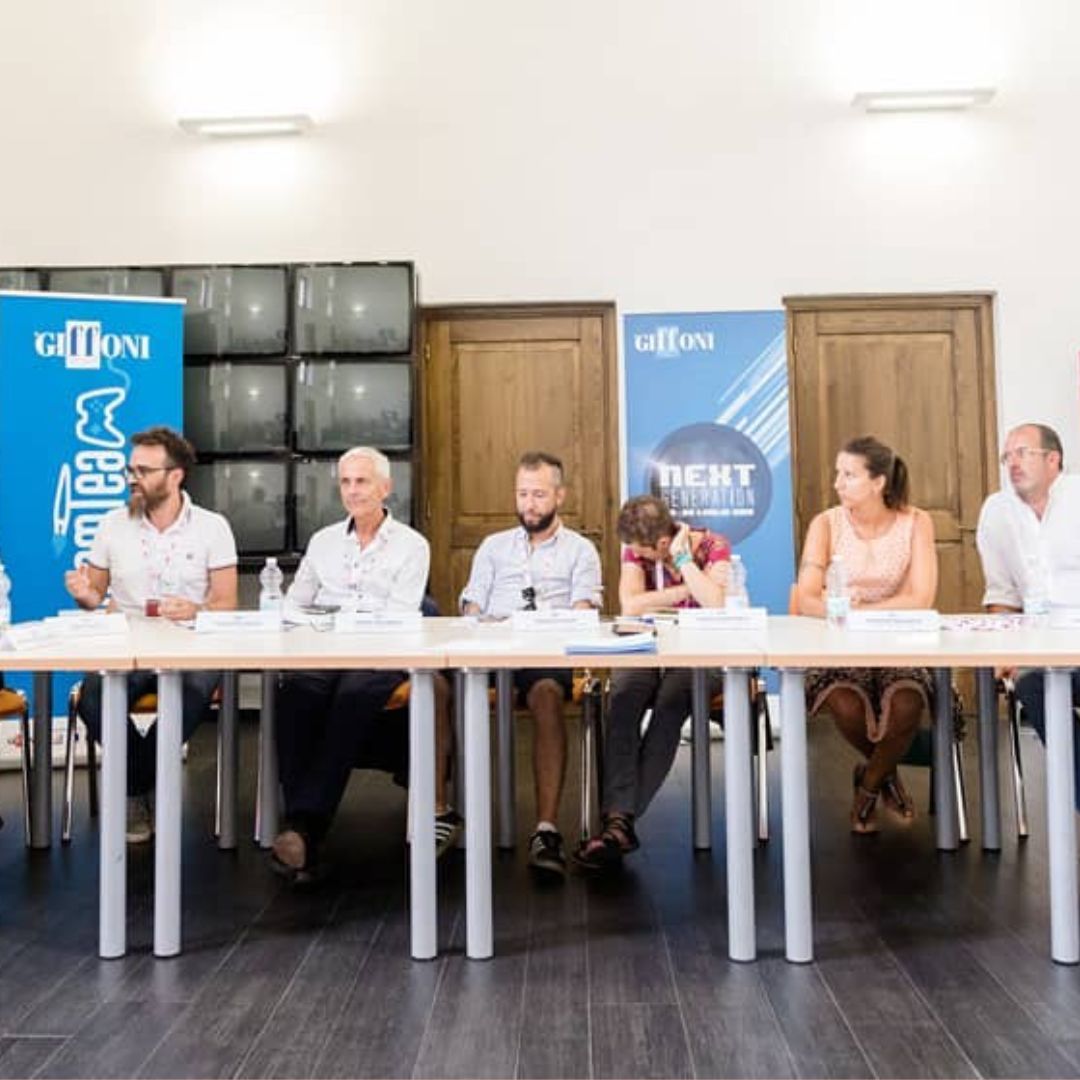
[99,671,128,959]
[408,670,437,960]
[1045,667,1078,963]
[464,669,493,960]
[976,667,1002,852]
[724,666,755,962]
[691,667,711,850]
[154,671,183,957]
[780,669,812,963]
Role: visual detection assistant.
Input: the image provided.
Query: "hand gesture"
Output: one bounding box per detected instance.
[669,522,692,560]
[65,565,98,608]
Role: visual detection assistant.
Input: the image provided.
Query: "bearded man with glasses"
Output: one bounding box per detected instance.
[64,426,238,842]
[977,422,1080,810]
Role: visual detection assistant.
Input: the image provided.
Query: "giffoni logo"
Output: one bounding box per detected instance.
[632,325,716,359]
[33,321,151,370]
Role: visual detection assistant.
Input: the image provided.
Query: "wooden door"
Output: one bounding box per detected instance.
[420,304,619,617]
[785,293,998,614]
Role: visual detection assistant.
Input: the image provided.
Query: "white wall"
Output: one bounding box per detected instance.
[2,0,1078,458]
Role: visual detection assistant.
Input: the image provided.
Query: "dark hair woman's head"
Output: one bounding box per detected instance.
[617,495,677,547]
[841,435,909,509]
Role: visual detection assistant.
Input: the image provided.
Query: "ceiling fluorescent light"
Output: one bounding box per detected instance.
[852,88,995,113]
[178,114,314,137]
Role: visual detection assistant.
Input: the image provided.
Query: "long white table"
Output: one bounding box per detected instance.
[123,616,462,960]
[0,635,134,957]
[767,615,1080,965]
[445,621,767,962]
[7,613,1078,969]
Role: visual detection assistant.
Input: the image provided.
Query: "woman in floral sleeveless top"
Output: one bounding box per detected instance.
[794,436,938,834]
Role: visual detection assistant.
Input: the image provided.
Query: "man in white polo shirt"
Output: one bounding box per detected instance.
[977,421,1080,809]
[461,450,602,878]
[271,446,451,883]
[64,426,238,842]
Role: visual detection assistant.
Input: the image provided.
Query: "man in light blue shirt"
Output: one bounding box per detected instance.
[461,451,602,878]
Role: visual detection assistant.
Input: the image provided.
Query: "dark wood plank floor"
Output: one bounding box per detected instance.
[1,710,1078,1079]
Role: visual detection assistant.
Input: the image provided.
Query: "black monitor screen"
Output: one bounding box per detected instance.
[0,269,41,291]
[171,266,288,357]
[295,457,413,549]
[295,360,410,452]
[186,460,288,555]
[184,364,288,453]
[48,268,164,296]
[293,264,412,354]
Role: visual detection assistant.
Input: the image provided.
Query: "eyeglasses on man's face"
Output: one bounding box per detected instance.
[999,446,1050,466]
[126,464,176,480]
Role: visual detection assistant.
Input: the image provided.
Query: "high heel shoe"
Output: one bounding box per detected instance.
[851,764,880,834]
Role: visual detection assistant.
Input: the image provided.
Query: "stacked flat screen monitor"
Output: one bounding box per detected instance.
[1,262,416,559]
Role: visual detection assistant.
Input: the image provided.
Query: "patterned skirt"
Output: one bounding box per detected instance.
[805,666,935,743]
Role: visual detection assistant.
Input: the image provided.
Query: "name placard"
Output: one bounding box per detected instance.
[510,609,600,632]
[846,609,941,633]
[677,607,768,631]
[44,612,129,637]
[3,621,60,651]
[195,610,283,633]
[333,611,423,633]
[1049,607,1080,630]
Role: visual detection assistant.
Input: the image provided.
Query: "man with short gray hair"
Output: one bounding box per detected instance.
[271,446,449,882]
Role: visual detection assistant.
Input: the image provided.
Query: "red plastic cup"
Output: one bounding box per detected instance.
[145,598,161,617]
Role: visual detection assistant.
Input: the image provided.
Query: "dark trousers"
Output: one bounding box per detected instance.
[602,667,722,818]
[1016,669,1080,812]
[275,668,406,839]
[78,669,220,797]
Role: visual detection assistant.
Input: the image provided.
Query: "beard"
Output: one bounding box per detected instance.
[128,485,167,516]
[518,508,557,535]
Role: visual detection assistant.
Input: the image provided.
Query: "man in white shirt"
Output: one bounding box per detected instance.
[461,451,602,878]
[272,447,455,882]
[976,422,1080,808]
[65,426,238,842]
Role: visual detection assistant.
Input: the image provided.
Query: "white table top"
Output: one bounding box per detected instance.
[3,613,1077,674]
[128,614,463,671]
[763,614,1080,668]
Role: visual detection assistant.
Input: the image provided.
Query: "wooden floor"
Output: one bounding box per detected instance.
[1,714,1079,1079]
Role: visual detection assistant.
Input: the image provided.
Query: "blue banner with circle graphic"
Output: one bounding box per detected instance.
[623,310,793,615]
[0,290,183,713]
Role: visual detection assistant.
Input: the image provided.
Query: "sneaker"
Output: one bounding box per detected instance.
[125,795,153,844]
[527,828,567,879]
[434,809,464,859]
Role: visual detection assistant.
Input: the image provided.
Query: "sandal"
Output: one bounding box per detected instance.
[880,770,916,822]
[572,813,639,871]
[851,764,880,835]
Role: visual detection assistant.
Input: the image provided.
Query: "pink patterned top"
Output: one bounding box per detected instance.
[622,529,730,609]
[826,505,914,604]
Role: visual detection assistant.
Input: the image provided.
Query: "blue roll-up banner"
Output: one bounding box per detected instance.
[0,291,184,722]
[623,310,794,617]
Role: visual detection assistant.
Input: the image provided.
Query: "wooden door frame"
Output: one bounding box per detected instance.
[417,300,621,607]
[783,291,999,560]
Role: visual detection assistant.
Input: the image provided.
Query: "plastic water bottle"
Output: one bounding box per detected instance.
[1023,553,1051,625]
[258,557,284,613]
[726,554,749,609]
[825,555,850,628]
[0,560,11,632]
